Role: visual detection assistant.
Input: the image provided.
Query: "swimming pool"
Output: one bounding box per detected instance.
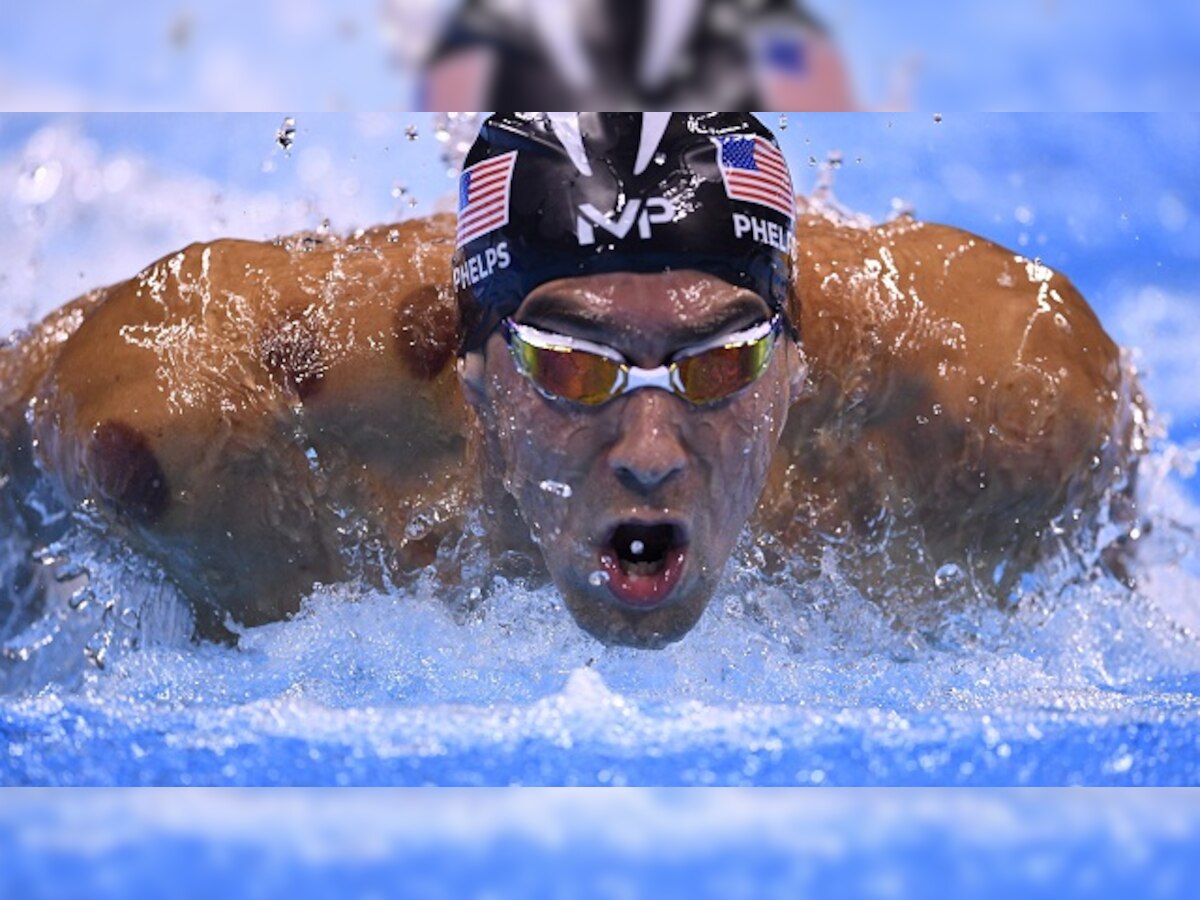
[2,788,1199,899]
[1,114,1199,795]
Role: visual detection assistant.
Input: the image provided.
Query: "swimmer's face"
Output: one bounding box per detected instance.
[461,270,804,647]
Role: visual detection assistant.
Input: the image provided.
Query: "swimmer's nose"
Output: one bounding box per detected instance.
[607,390,687,493]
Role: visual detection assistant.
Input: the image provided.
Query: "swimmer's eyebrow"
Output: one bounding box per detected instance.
[518,295,770,347]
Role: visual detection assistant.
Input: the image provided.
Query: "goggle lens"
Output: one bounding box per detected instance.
[510,336,623,407]
[505,317,779,407]
[675,337,774,405]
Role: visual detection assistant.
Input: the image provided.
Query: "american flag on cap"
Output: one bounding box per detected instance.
[713,135,795,220]
[456,150,518,248]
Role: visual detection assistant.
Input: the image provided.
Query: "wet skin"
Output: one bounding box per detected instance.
[459,272,806,646]
[0,212,1138,648]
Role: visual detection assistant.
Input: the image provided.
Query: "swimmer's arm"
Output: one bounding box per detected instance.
[780,217,1127,558]
[27,221,468,636]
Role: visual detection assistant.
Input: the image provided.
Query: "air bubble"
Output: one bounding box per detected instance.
[630,540,645,556]
[588,570,611,587]
[778,114,789,131]
[933,113,944,124]
[404,125,419,141]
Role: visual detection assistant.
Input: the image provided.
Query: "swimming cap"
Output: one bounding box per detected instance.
[453,112,797,354]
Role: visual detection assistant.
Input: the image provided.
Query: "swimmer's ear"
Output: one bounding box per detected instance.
[457,351,487,408]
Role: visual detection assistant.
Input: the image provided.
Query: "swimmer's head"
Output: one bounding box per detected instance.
[456,113,804,648]
[452,112,797,353]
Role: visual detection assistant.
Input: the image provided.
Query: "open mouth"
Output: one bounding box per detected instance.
[598,521,688,608]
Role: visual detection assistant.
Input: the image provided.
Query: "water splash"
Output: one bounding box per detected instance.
[275,117,297,155]
[432,113,482,177]
[2,116,1199,786]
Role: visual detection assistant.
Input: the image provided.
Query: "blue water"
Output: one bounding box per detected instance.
[3,789,1200,900]
[2,112,1200,894]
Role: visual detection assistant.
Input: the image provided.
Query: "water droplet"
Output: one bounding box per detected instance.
[588,570,610,587]
[934,562,965,591]
[405,511,437,540]
[53,561,87,583]
[538,480,573,498]
[84,634,108,669]
[390,182,407,199]
[16,161,63,205]
[1108,752,1133,774]
[276,117,297,154]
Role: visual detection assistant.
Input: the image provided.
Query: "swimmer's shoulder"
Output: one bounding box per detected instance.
[32,213,467,509]
[790,209,1125,484]
[793,211,1118,376]
[46,214,460,399]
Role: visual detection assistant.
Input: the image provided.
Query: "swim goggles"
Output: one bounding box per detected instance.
[502,315,783,407]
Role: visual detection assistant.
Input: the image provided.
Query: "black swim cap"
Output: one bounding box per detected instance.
[453,112,796,354]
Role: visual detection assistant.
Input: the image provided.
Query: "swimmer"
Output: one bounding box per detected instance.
[0,113,1137,648]
[421,0,856,110]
